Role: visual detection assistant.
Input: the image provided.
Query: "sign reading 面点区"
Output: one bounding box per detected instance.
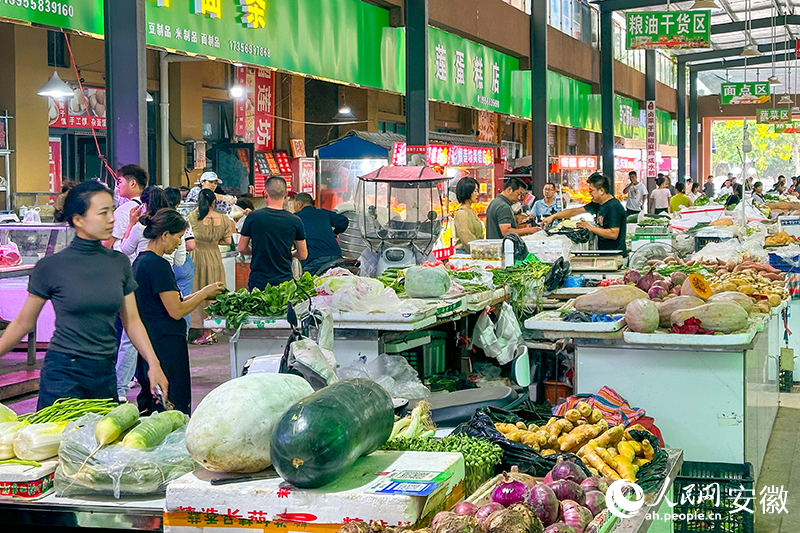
[626,11,711,49]
[757,108,792,124]
[721,83,771,105]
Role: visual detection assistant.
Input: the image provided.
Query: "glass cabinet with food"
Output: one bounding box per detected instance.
[0,223,75,272]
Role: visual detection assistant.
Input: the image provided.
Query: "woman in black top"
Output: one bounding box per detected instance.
[133,209,224,414]
[0,181,169,409]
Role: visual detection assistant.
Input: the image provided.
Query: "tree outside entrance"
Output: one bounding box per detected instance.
[711,120,800,183]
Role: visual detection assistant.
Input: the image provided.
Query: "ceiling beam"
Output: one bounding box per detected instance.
[679,39,794,62]
[712,14,800,34]
[689,53,790,71]
[591,0,669,13]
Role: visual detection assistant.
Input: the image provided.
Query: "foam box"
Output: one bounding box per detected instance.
[165,451,465,530]
[0,459,58,500]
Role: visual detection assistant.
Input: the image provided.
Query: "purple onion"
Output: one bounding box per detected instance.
[475,503,505,526]
[580,477,609,495]
[547,479,586,505]
[583,491,606,517]
[544,523,577,533]
[550,458,588,484]
[491,480,528,507]
[525,483,560,526]
[453,501,479,516]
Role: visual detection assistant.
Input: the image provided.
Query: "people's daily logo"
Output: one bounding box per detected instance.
[607,479,646,519]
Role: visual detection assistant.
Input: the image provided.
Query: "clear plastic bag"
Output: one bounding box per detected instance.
[494,302,523,366]
[692,240,742,264]
[471,309,502,360]
[55,414,196,499]
[288,337,338,387]
[312,269,420,314]
[337,355,431,399]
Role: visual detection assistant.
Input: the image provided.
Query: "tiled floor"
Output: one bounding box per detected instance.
[755,394,800,532]
[6,336,232,414]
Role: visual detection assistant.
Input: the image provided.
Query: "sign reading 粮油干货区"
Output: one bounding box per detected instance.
[626,11,711,49]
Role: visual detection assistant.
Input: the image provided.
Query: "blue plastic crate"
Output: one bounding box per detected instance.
[768,252,800,273]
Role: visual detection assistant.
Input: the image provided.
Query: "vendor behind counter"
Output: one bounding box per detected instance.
[542,173,627,254]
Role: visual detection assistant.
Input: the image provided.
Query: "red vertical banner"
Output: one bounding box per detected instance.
[234,66,247,138]
[48,137,62,193]
[299,158,316,196]
[254,69,275,151]
[645,101,657,179]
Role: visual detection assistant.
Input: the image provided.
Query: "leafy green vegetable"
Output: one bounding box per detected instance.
[204,273,317,329]
[694,196,711,206]
[491,260,552,319]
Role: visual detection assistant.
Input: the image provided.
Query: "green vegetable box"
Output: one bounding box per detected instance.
[165,451,465,527]
[0,459,58,500]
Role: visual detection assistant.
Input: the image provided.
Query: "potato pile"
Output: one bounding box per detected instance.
[766,231,798,246]
[494,402,654,481]
[710,267,789,310]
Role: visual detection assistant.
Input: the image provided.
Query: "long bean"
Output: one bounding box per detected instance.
[20,398,118,424]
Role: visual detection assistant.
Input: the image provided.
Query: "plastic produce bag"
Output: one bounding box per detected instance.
[404,266,451,298]
[55,414,196,499]
[471,310,502,360]
[22,207,41,224]
[313,269,420,314]
[287,337,338,389]
[494,302,523,366]
[692,240,742,264]
[338,355,431,399]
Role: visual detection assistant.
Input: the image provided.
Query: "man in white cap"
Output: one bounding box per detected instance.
[185,171,236,214]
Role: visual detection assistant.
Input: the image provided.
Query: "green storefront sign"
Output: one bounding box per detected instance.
[775,121,800,133]
[721,82,771,105]
[626,11,711,50]
[757,108,792,124]
[0,0,680,145]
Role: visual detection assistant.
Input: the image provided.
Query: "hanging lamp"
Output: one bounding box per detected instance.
[768,4,781,84]
[37,71,74,98]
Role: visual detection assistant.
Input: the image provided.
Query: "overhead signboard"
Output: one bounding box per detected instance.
[775,121,800,133]
[626,11,711,50]
[720,82,771,105]
[757,108,792,124]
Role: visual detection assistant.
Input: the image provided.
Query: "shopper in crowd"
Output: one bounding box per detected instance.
[688,182,703,203]
[185,172,237,215]
[665,176,676,196]
[531,182,562,223]
[294,193,349,275]
[239,176,307,290]
[669,182,693,213]
[769,182,785,195]
[104,165,147,250]
[719,179,734,197]
[188,188,232,345]
[164,187,195,330]
[133,209,224,415]
[119,186,170,263]
[650,177,672,215]
[542,173,627,254]
[115,186,170,402]
[752,182,766,204]
[235,197,255,232]
[486,177,541,238]
[777,175,787,189]
[0,181,168,409]
[703,175,715,198]
[452,177,485,253]
[622,170,648,217]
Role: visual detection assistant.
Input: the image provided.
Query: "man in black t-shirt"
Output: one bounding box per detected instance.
[542,173,627,254]
[239,176,307,290]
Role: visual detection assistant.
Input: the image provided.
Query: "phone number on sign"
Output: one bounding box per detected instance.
[229,40,270,59]
[3,0,75,16]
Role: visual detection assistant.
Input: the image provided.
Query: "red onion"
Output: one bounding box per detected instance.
[491,480,528,507]
[544,523,576,533]
[432,512,450,526]
[475,503,505,525]
[580,477,608,495]
[561,500,593,533]
[550,458,588,484]
[525,483,560,526]
[547,479,586,505]
[453,501,479,517]
[583,491,606,517]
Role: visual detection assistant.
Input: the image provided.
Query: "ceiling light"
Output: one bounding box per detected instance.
[146,92,154,103]
[768,75,781,84]
[229,84,245,99]
[233,62,243,67]
[690,0,719,9]
[779,93,794,104]
[37,71,74,98]
[333,105,355,121]
[740,45,761,57]
[792,105,800,114]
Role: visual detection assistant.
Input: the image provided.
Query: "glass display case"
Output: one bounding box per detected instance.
[0,223,75,270]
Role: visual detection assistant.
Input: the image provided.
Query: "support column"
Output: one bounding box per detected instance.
[645,50,657,190]
[600,10,615,191]
[405,0,429,147]
[104,0,147,170]
[677,60,686,182]
[689,68,698,181]
[531,0,548,193]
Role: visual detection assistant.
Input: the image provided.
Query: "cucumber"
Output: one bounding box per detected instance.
[269,379,394,488]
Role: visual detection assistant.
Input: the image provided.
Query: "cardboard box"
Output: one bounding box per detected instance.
[165,451,465,532]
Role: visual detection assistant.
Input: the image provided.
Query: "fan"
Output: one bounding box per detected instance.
[628,243,680,271]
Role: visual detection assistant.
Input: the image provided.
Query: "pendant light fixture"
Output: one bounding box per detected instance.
[768,4,781,84]
[333,93,355,121]
[793,52,800,113]
[740,0,761,57]
[779,15,793,105]
[690,0,720,10]
[37,71,74,99]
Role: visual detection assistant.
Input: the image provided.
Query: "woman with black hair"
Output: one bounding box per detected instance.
[134,209,224,414]
[119,186,170,262]
[452,177,485,252]
[0,181,169,409]
[188,189,232,345]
